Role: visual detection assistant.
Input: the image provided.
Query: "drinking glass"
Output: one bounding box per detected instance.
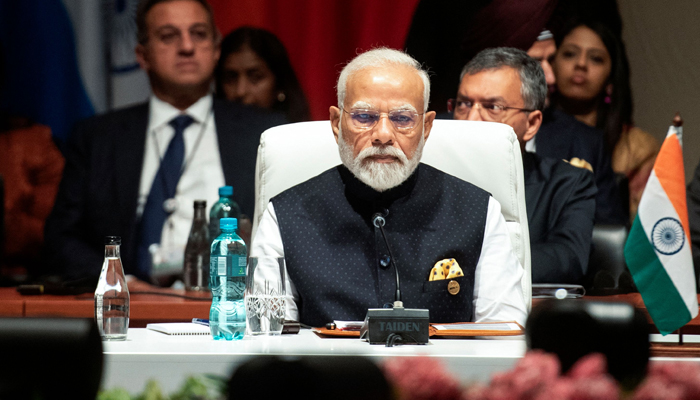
[245,257,287,335]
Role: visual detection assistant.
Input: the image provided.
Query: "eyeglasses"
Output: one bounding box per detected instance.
[342,108,424,130]
[447,99,534,121]
[152,25,214,46]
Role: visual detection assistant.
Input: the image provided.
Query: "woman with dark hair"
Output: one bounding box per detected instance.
[215,26,311,122]
[551,20,659,218]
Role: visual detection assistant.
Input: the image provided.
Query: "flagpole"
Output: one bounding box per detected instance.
[672,111,686,347]
[675,112,685,347]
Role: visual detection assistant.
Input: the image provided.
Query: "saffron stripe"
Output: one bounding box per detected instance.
[653,132,690,240]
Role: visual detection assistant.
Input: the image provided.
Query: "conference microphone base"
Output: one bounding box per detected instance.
[360,307,430,346]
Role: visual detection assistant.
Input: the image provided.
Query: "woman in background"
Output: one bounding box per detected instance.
[215,26,311,123]
[552,20,659,218]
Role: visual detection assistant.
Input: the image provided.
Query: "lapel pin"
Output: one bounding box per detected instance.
[447,280,460,295]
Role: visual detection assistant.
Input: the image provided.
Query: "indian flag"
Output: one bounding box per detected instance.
[624,124,698,335]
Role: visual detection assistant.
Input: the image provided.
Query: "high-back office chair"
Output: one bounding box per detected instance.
[586,224,635,294]
[0,318,103,399]
[251,120,532,308]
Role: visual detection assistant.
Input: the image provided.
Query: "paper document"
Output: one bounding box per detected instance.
[333,321,364,331]
[147,323,211,336]
[432,323,520,331]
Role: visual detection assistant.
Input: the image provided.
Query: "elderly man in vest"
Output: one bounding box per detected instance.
[251,48,527,328]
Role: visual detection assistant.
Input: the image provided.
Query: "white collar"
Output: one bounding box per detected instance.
[147,94,213,132]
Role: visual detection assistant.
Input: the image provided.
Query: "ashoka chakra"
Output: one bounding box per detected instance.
[651,217,685,255]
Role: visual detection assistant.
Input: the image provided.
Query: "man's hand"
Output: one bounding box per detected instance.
[565,157,594,173]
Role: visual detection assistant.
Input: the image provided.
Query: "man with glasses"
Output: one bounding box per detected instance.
[452,47,596,284]
[252,48,527,328]
[43,0,283,283]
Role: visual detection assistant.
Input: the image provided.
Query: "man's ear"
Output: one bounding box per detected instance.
[330,106,341,144]
[523,109,542,143]
[213,29,222,63]
[213,42,221,64]
[135,44,149,71]
[422,110,436,141]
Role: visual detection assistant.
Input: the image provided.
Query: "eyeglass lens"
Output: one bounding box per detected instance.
[450,100,504,120]
[349,110,419,129]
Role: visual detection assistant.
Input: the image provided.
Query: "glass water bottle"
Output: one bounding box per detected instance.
[94,236,130,340]
[184,200,210,291]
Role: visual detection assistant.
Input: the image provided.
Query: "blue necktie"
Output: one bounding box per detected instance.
[136,115,194,278]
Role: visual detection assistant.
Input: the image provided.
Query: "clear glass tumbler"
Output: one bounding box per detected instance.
[245,257,287,335]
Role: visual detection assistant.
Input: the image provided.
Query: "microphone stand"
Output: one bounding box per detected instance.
[359,213,430,346]
[373,213,403,308]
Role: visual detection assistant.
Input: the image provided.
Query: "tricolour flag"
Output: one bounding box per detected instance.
[625,122,698,335]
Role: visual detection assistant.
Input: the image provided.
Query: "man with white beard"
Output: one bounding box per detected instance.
[251,48,527,328]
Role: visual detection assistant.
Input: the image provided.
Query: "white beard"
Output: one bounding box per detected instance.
[338,126,424,192]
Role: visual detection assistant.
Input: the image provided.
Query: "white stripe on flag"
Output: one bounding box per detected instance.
[638,170,698,316]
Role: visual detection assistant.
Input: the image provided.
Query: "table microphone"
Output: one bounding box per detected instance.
[359,213,430,346]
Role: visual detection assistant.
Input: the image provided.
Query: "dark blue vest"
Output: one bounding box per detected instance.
[272,164,489,327]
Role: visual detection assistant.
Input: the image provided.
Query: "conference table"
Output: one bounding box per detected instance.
[0,281,210,327]
[3,285,700,394]
[102,328,700,394]
[6,285,700,332]
[103,328,527,393]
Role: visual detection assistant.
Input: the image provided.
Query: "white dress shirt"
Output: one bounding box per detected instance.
[525,136,536,153]
[250,196,528,327]
[137,94,226,254]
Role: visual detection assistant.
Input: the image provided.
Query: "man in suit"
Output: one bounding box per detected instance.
[42,0,283,282]
[453,47,596,284]
[526,31,626,225]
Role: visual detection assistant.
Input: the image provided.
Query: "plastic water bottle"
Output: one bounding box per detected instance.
[94,236,130,340]
[209,218,247,340]
[184,200,210,291]
[209,186,241,242]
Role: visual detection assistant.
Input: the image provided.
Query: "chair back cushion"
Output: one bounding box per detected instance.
[252,119,531,306]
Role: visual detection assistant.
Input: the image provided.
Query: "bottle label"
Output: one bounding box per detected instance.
[210,255,246,277]
[217,256,227,276]
[234,255,246,277]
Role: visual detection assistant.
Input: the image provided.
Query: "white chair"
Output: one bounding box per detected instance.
[251,119,532,309]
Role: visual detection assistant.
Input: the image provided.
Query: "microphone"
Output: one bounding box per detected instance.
[360,212,430,346]
[372,213,402,306]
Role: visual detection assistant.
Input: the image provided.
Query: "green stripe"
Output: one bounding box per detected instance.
[625,215,692,335]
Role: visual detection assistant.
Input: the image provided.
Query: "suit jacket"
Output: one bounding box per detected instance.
[524,152,596,284]
[536,108,627,225]
[687,158,700,290]
[42,99,285,281]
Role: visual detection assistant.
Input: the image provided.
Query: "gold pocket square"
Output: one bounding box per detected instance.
[428,258,463,281]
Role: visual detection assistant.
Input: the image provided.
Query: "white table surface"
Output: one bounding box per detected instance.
[102,328,528,393]
[101,329,700,394]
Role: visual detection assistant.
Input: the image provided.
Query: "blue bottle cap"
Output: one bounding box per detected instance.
[219,186,233,196]
[220,217,237,230]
